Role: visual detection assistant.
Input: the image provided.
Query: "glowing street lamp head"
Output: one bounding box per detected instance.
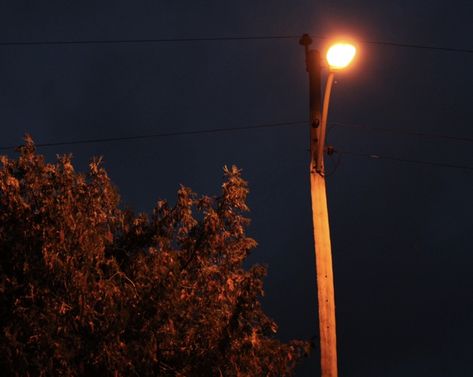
[326,43,357,70]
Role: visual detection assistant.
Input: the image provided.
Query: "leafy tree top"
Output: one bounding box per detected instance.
[0,136,310,376]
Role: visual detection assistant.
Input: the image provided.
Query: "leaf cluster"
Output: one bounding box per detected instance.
[0,136,310,376]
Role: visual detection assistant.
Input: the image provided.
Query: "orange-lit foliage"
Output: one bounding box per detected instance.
[0,136,310,376]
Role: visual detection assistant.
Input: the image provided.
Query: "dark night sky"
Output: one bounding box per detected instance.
[1,1,472,376]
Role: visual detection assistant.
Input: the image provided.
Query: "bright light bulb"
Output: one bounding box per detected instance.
[326,43,356,70]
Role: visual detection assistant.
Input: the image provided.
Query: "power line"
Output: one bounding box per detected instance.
[0,120,308,151]
[0,35,300,47]
[339,150,473,171]
[330,121,473,144]
[3,119,470,151]
[4,119,469,151]
[2,119,472,172]
[0,34,472,54]
[360,39,473,54]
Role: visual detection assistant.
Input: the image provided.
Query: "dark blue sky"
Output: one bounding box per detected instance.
[1,1,472,376]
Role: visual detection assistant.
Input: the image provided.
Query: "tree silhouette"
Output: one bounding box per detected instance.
[0,136,310,376]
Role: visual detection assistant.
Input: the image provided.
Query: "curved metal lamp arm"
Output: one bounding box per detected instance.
[316,71,335,174]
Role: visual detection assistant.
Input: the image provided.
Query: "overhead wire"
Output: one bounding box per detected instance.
[338,150,473,171]
[0,35,300,47]
[0,120,308,151]
[1,120,472,172]
[0,34,472,54]
[360,39,473,54]
[3,120,469,151]
[329,122,473,144]
[4,119,471,151]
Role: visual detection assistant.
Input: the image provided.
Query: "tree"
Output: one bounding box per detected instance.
[0,136,310,376]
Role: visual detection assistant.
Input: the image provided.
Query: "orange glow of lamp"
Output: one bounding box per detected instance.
[326,43,357,70]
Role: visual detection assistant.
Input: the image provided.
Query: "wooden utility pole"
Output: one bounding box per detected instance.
[300,34,338,377]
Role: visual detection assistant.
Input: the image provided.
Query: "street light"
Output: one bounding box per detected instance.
[318,42,357,172]
[299,34,356,377]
